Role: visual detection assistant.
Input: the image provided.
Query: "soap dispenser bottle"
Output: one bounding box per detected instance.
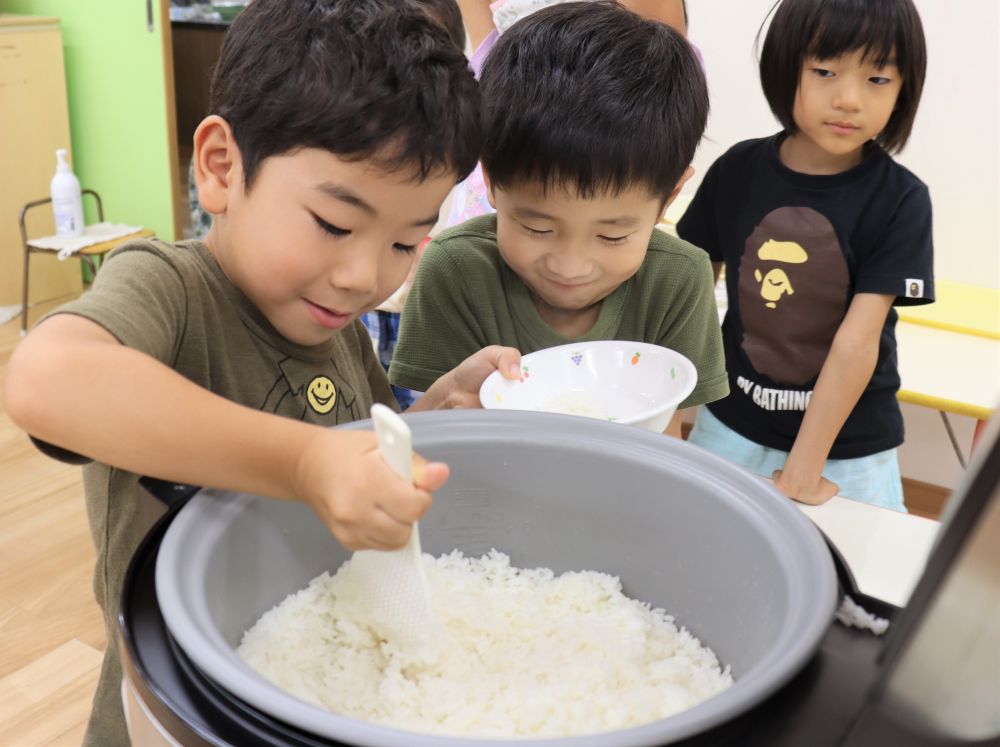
[50,148,84,238]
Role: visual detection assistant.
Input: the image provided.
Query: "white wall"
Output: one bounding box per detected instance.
[686,0,1000,290]
[685,1,998,490]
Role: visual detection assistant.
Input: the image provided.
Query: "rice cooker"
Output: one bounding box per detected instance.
[120,410,1000,746]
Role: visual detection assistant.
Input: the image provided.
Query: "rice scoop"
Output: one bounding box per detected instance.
[335,405,437,648]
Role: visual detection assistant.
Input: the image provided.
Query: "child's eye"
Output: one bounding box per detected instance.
[520,223,552,237]
[811,67,835,78]
[314,215,350,237]
[598,234,630,245]
[869,76,892,85]
[392,242,418,254]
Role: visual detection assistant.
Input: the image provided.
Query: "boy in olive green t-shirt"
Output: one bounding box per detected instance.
[4,3,522,745]
[391,3,728,433]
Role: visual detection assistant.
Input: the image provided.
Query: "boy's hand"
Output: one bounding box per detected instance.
[772,468,839,506]
[415,345,522,411]
[295,430,449,550]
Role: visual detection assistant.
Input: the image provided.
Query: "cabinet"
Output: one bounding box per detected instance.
[171,21,226,149]
[0,14,83,306]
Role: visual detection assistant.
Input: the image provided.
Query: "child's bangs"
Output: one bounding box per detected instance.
[805,5,900,68]
[491,123,675,200]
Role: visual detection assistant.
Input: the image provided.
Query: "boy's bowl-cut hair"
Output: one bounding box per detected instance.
[480,1,708,199]
[759,0,926,154]
[210,0,481,188]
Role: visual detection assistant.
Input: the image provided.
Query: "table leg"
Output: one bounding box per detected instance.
[940,411,967,469]
[971,419,987,455]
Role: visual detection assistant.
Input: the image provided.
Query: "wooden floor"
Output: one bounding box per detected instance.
[0,296,104,746]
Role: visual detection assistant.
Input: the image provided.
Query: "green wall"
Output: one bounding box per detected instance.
[1,0,176,240]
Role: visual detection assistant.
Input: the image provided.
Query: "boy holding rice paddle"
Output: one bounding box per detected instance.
[4,1,520,743]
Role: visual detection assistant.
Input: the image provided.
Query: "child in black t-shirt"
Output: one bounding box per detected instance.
[678,0,934,511]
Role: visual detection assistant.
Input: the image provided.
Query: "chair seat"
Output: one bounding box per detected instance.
[18,190,155,334]
[28,228,156,256]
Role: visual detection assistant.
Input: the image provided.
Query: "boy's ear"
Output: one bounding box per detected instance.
[480,167,498,211]
[661,166,695,212]
[193,115,242,215]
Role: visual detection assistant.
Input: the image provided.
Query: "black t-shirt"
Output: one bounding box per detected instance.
[678,133,934,458]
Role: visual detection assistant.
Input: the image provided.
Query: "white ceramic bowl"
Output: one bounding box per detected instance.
[479,341,698,432]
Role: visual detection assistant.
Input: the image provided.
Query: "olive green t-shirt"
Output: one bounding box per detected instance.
[46,238,394,747]
[390,215,728,408]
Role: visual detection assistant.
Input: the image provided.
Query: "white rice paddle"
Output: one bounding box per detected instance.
[339,404,437,648]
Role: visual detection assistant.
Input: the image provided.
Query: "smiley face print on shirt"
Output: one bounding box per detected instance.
[261,357,361,423]
[306,376,337,414]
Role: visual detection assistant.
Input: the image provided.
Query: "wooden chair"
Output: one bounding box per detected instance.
[18,189,154,334]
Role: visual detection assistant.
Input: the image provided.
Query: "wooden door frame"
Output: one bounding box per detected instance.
[158,0,183,241]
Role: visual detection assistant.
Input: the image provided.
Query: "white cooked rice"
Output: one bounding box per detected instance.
[237,550,733,738]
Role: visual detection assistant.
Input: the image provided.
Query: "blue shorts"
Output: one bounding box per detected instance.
[689,407,906,512]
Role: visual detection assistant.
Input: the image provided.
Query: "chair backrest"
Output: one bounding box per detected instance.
[18,189,104,244]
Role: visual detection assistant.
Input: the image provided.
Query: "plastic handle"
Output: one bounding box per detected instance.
[371,404,423,559]
[371,404,413,483]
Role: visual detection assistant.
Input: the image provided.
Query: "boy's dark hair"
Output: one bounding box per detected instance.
[479,1,708,199]
[410,0,466,52]
[210,0,480,188]
[759,0,926,154]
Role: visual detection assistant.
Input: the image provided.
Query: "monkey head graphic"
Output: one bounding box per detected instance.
[753,240,809,309]
[738,207,850,386]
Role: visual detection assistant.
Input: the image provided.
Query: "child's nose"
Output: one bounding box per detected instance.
[329,248,379,296]
[832,79,862,111]
[545,247,592,280]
